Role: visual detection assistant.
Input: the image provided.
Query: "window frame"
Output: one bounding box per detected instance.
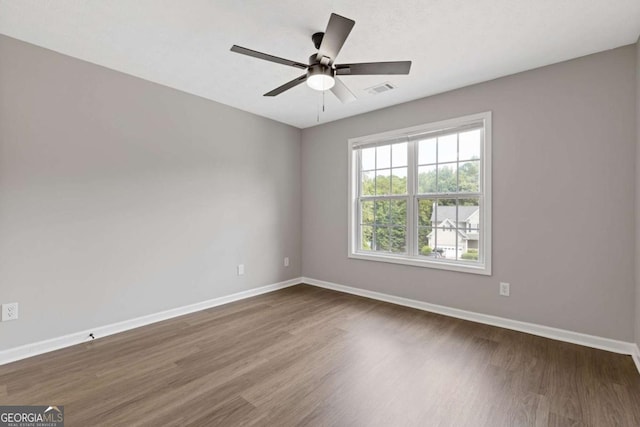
[347,112,492,275]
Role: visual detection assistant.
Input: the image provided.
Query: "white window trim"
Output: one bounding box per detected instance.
[347,111,492,276]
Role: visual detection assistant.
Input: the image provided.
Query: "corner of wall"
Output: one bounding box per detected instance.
[635,35,640,347]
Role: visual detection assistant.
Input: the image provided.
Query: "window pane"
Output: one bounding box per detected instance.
[459,249,479,262]
[392,142,408,167]
[418,198,435,256]
[418,138,436,165]
[459,129,481,161]
[360,201,374,224]
[458,198,480,227]
[458,161,480,193]
[391,167,407,195]
[433,199,460,259]
[437,163,457,193]
[376,145,391,169]
[457,198,480,262]
[418,227,434,256]
[417,199,435,228]
[390,226,406,253]
[434,199,458,226]
[458,197,480,207]
[375,169,391,195]
[361,147,376,170]
[459,236,480,261]
[374,200,390,224]
[390,200,407,226]
[434,228,457,259]
[418,165,436,193]
[361,171,375,196]
[374,226,390,251]
[361,225,374,251]
[461,233,480,261]
[438,134,457,163]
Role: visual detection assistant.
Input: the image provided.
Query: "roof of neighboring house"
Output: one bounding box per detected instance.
[430,206,479,223]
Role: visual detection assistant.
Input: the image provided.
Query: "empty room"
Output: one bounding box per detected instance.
[1,1,640,426]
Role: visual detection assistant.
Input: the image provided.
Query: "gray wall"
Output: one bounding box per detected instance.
[1,33,638,352]
[636,38,640,346]
[0,35,302,350]
[302,45,637,341]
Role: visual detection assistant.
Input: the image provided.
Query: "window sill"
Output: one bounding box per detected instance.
[349,251,492,276]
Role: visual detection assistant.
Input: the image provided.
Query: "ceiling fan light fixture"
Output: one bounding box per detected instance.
[306,64,335,91]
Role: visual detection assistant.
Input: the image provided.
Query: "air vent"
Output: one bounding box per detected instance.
[366,82,396,95]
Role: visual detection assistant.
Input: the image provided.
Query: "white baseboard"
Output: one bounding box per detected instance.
[0,277,301,366]
[302,277,640,368]
[632,344,640,375]
[3,276,639,377]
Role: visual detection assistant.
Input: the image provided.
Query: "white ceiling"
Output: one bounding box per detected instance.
[1,1,639,129]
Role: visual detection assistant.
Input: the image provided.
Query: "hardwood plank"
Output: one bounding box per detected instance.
[1,284,638,426]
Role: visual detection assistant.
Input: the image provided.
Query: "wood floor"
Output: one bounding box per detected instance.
[1,284,639,426]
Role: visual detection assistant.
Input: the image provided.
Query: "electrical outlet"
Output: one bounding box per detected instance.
[237,264,245,276]
[2,302,19,321]
[499,282,510,297]
[284,257,290,267]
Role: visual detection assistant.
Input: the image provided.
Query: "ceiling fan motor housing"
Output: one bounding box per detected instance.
[312,32,324,50]
[306,63,335,90]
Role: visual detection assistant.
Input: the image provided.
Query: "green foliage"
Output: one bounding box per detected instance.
[362,173,407,196]
[360,158,479,255]
[417,160,479,194]
[360,176,407,252]
[458,162,480,192]
[461,251,478,260]
[417,200,434,250]
[466,248,478,253]
[420,246,432,256]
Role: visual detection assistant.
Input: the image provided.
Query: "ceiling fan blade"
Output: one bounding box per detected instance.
[330,77,357,104]
[335,61,412,75]
[316,13,355,63]
[231,45,307,70]
[264,74,307,97]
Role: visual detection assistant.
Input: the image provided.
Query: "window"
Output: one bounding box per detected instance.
[348,112,491,275]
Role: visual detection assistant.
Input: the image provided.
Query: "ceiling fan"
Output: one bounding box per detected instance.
[230,13,412,103]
